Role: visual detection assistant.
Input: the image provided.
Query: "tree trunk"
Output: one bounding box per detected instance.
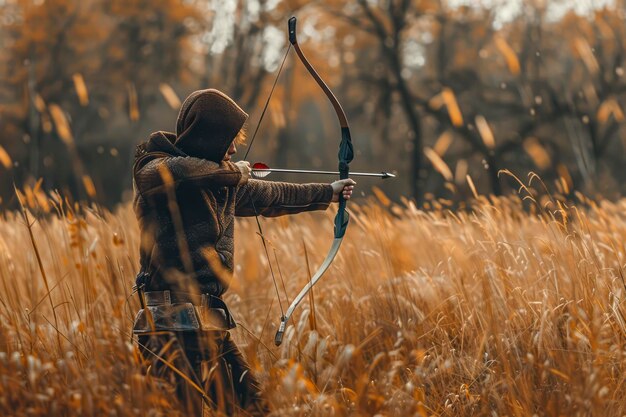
[486,153,502,196]
[388,51,422,202]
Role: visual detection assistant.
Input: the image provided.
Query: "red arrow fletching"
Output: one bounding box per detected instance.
[252,162,271,178]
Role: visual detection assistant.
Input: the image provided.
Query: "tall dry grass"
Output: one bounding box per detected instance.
[1,184,626,416]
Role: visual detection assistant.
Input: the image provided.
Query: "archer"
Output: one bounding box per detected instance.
[131,88,355,416]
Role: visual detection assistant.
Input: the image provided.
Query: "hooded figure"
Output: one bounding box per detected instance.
[175,89,249,162]
[131,89,355,416]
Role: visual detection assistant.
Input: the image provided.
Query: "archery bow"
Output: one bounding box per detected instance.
[273,17,355,346]
[243,16,355,347]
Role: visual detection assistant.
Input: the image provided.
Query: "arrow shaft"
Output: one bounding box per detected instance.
[253,168,394,178]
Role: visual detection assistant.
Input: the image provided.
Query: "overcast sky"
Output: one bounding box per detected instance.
[447,0,616,28]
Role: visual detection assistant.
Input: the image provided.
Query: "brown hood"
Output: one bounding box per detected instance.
[174,89,248,162]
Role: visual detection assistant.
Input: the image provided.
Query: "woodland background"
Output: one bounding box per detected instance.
[1,0,626,207]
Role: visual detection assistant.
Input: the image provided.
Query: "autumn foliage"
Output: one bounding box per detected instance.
[1,1,626,206]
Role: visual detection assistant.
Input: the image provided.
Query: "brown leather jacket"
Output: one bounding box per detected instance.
[133,131,333,296]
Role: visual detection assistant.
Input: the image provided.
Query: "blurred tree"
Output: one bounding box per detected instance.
[1,0,625,207]
[322,0,626,201]
[325,0,426,200]
[0,0,199,205]
[193,0,296,165]
[0,0,106,200]
[325,1,550,198]
[192,0,359,173]
[554,9,626,195]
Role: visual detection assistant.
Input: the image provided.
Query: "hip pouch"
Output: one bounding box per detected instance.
[133,290,236,333]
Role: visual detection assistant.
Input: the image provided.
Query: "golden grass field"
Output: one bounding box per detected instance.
[2,184,626,416]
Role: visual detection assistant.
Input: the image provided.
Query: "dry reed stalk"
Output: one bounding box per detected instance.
[1,186,626,415]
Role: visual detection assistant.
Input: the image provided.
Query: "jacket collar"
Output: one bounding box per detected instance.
[135,131,188,160]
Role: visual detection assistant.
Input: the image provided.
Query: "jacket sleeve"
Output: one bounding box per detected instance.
[235,179,334,217]
[134,155,243,196]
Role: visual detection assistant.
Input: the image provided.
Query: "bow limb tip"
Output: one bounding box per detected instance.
[288,17,297,45]
[275,318,287,346]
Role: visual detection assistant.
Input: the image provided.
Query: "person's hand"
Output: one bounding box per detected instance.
[331,179,356,202]
[235,161,251,184]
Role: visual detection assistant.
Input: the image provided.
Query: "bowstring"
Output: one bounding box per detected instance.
[243,45,291,161]
[242,44,291,318]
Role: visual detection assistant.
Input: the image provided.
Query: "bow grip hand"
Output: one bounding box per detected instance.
[331,179,356,202]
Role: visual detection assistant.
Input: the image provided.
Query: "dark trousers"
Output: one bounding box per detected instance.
[138,330,269,416]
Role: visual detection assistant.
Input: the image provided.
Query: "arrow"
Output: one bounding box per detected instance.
[251,163,396,179]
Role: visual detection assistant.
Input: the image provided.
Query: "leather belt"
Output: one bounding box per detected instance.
[143,290,229,307]
[143,290,226,308]
[144,290,202,306]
